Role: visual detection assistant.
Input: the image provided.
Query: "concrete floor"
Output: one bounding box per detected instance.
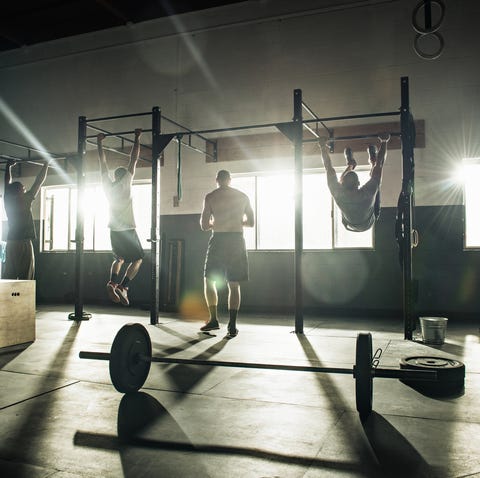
[0,306,479,478]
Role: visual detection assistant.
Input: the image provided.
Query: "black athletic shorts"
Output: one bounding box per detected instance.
[110,229,145,262]
[204,232,249,282]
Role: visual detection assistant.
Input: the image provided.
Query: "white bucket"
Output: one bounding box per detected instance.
[420,317,448,345]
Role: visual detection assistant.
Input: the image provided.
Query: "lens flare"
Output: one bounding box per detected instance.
[179,291,208,321]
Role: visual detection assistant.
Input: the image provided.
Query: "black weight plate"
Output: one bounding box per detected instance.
[354,332,373,421]
[400,356,465,396]
[109,323,152,393]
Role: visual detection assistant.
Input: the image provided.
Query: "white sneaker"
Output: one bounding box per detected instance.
[106,282,120,303]
[116,285,130,306]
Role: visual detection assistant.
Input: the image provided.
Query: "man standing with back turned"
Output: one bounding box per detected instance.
[97,129,145,306]
[200,170,254,338]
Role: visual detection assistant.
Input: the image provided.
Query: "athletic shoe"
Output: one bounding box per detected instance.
[367,144,378,164]
[227,327,238,338]
[116,285,130,306]
[106,281,120,303]
[344,147,357,168]
[200,319,220,331]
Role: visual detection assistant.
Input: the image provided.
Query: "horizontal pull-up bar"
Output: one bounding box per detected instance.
[85,129,153,140]
[87,127,214,160]
[165,120,290,137]
[86,111,153,123]
[173,136,216,160]
[157,111,402,138]
[0,138,66,159]
[162,115,215,145]
[0,154,66,172]
[303,132,401,143]
[85,140,152,163]
[303,111,401,125]
[301,101,333,136]
[303,123,320,139]
[86,124,153,150]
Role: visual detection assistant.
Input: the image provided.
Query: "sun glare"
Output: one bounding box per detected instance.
[0,97,72,183]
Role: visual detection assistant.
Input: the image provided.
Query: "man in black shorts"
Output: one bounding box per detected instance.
[97,129,145,306]
[200,170,254,337]
[3,159,49,279]
[319,133,390,232]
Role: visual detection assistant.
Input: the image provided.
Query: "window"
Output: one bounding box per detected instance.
[41,183,151,252]
[231,169,373,250]
[464,159,480,248]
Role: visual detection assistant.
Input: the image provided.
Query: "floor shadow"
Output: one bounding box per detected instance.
[163,337,231,391]
[361,412,436,478]
[429,342,467,357]
[0,343,32,368]
[296,334,380,475]
[3,321,82,477]
[154,334,214,357]
[74,391,365,477]
[154,322,208,343]
[400,380,465,400]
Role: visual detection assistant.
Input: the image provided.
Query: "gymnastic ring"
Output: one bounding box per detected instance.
[413,31,444,60]
[412,0,446,34]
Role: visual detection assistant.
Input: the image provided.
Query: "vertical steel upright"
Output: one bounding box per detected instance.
[293,89,304,334]
[69,116,90,320]
[150,107,161,325]
[400,77,415,339]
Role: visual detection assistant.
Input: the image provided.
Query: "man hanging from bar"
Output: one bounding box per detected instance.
[97,129,145,306]
[3,159,49,279]
[318,133,390,232]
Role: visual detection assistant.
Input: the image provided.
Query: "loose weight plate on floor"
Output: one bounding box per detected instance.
[400,356,465,396]
[109,323,152,393]
[354,333,373,420]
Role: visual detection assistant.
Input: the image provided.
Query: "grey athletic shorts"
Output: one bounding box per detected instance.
[204,232,249,282]
[110,229,145,262]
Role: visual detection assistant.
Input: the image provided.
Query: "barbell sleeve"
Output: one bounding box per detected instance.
[80,351,110,361]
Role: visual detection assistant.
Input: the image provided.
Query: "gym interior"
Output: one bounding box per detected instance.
[0,1,479,477]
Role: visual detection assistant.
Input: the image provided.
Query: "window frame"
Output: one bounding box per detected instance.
[40,180,152,253]
[463,158,480,250]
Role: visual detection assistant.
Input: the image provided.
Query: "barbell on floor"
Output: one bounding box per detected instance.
[79,323,439,420]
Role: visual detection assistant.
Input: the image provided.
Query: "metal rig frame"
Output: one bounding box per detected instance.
[72,77,415,337]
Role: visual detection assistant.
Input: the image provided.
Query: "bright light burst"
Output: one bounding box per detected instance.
[0,97,72,183]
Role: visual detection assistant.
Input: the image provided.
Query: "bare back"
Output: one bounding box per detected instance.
[201,186,253,233]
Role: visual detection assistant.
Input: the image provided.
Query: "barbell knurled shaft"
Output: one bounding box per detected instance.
[145,354,354,374]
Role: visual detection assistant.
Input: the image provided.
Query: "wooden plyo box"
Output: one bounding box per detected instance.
[0,280,36,349]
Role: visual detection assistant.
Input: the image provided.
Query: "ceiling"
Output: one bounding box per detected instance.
[0,0,247,53]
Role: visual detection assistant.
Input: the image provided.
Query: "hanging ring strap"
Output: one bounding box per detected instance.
[412,0,446,34]
[412,229,419,248]
[395,191,406,266]
[176,135,183,201]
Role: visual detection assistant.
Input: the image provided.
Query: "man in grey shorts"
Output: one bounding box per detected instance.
[319,134,390,232]
[97,129,145,306]
[200,170,255,337]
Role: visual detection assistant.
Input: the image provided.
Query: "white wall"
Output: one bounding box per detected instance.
[1,0,478,216]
